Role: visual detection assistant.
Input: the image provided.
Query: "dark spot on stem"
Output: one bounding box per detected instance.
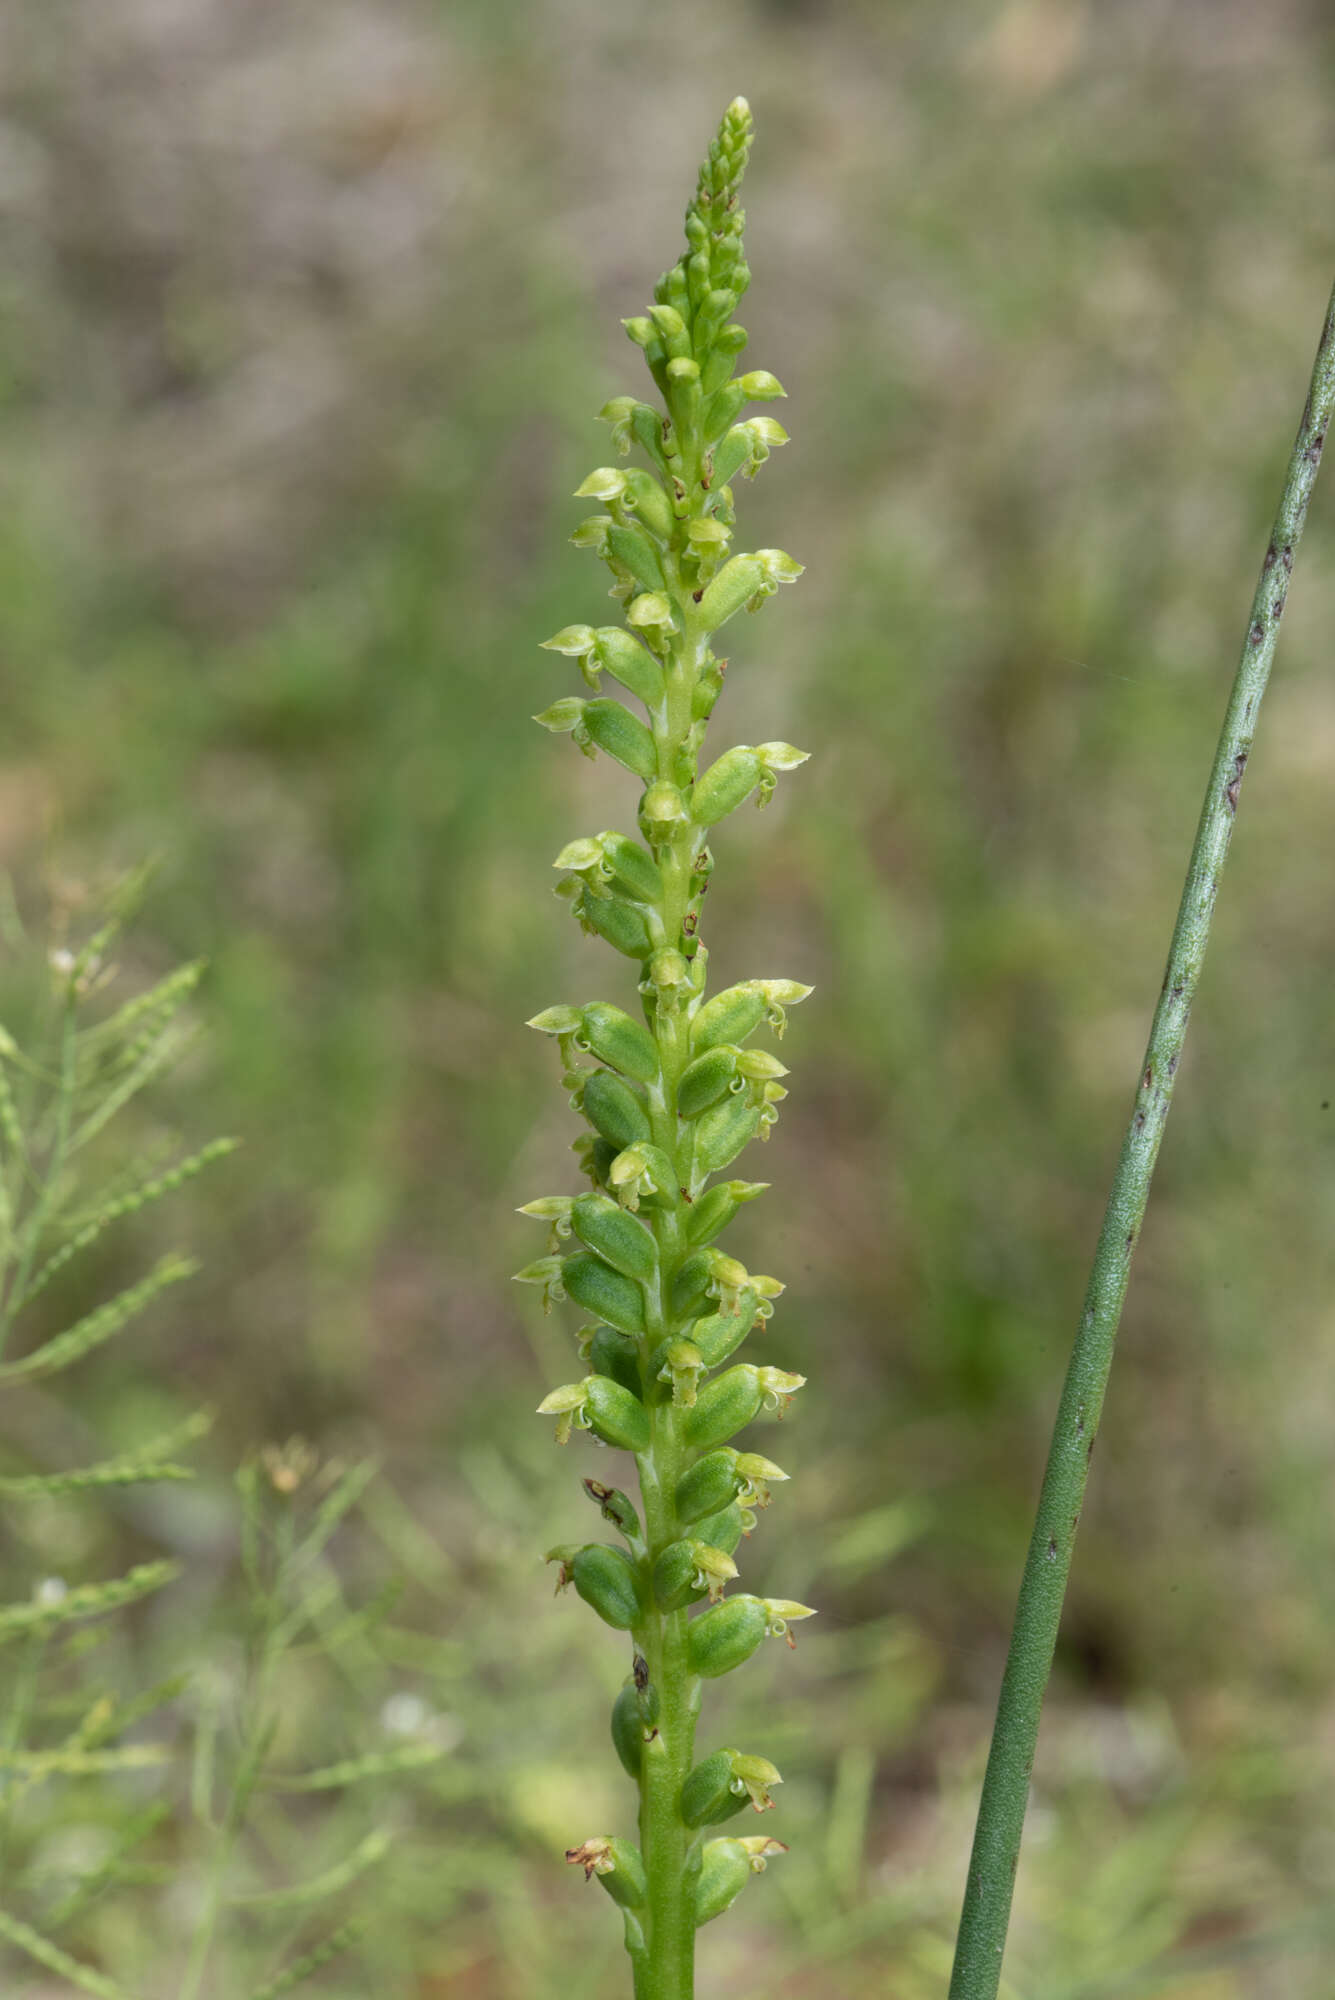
[1047,1536,1058,1561]
[1283,544,1294,572]
[1134,1110,1146,1133]
[1225,749,1248,815]
[692,589,704,602]
[1172,982,1185,1000]
[1273,591,1287,619]
[1168,1054,1178,1076]
[1263,545,1277,570]
[1125,1231,1135,1252]
[1142,1065,1153,1090]
[1308,430,1326,466]
[1248,621,1265,646]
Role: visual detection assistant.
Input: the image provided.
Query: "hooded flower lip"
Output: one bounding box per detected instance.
[689,1542,739,1604]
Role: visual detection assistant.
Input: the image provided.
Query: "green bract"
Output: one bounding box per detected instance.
[520,100,811,1998]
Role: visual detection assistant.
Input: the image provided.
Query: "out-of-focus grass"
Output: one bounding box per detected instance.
[1,0,1334,1992]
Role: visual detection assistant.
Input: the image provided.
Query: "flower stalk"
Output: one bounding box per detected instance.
[521,100,811,1999]
[949,276,1335,1999]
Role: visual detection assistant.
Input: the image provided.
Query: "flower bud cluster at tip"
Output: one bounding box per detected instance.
[521,97,812,1948]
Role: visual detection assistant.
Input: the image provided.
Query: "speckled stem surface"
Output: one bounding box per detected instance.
[948,275,1335,2000]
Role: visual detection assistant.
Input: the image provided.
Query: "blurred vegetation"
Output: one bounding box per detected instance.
[0,0,1334,1993]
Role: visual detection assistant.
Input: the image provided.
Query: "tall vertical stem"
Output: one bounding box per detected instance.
[633,603,705,2000]
[948,279,1335,2000]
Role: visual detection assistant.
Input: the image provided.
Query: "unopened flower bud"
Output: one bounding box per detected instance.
[562,1250,647,1337]
[653,1536,712,1612]
[678,1045,739,1118]
[687,1593,768,1679]
[682,1747,780,1827]
[606,524,667,595]
[691,745,762,824]
[685,1179,769,1246]
[585,1374,651,1454]
[640,781,688,836]
[702,381,747,440]
[630,402,668,467]
[576,1002,659,1084]
[571,1192,658,1283]
[697,557,766,635]
[648,303,687,343]
[580,699,658,780]
[611,1681,647,1779]
[675,1450,745,1525]
[683,1365,763,1450]
[588,1324,643,1401]
[570,1543,645,1631]
[591,627,664,706]
[622,316,656,347]
[581,1069,652,1151]
[622,467,674,541]
[645,947,688,993]
[692,1094,762,1176]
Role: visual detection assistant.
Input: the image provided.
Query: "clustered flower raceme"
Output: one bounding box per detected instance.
[515,98,811,1972]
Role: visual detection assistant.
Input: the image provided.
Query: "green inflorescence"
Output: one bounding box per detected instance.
[519,99,809,1999]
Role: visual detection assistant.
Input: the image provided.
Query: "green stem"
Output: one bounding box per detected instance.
[180,1504,293,2000]
[633,593,707,2000]
[948,277,1335,2000]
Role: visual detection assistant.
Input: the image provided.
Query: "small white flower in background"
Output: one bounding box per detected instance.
[380,1692,429,1737]
[379,1692,463,1752]
[35,1576,68,1607]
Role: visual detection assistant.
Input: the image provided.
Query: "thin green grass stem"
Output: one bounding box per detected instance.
[948,276,1335,2000]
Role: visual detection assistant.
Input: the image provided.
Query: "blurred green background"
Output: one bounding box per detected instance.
[2,0,1335,1994]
